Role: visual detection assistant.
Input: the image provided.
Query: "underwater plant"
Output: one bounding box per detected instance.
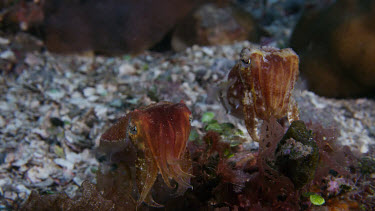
[220,46,300,141]
[100,101,193,207]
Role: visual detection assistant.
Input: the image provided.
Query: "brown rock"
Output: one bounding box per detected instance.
[45,0,205,54]
[9,0,203,55]
[291,0,375,98]
[172,3,262,51]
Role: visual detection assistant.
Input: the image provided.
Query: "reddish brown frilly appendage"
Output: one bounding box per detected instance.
[221,46,300,141]
[100,101,193,207]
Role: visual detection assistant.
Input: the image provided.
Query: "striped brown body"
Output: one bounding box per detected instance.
[100,101,192,207]
[222,46,300,141]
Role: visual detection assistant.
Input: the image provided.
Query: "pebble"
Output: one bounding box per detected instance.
[54,158,74,170]
[202,47,214,57]
[187,72,196,82]
[0,116,5,128]
[83,87,96,98]
[119,63,137,75]
[96,84,108,96]
[0,178,12,188]
[4,153,15,165]
[94,105,108,119]
[64,184,79,198]
[0,37,10,45]
[12,155,31,167]
[16,184,31,195]
[29,100,40,109]
[171,74,178,82]
[24,53,43,66]
[0,50,15,61]
[4,192,17,201]
[65,131,80,145]
[26,166,52,183]
[46,89,65,100]
[109,98,123,108]
[73,176,84,186]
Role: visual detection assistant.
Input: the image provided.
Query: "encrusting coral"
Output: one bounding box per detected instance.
[99,101,193,207]
[220,46,300,141]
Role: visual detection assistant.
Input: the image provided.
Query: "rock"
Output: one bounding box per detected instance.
[82,87,96,98]
[296,90,375,153]
[275,120,319,189]
[26,166,54,184]
[291,0,375,98]
[54,158,74,170]
[65,130,93,151]
[24,53,43,66]
[45,89,65,100]
[118,63,136,76]
[0,116,5,128]
[0,50,16,61]
[0,37,10,45]
[17,0,203,54]
[172,3,262,51]
[4,191,18,201]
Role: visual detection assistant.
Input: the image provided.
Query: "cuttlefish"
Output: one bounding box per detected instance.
[100,101,193,207]
[220,46,300,141]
